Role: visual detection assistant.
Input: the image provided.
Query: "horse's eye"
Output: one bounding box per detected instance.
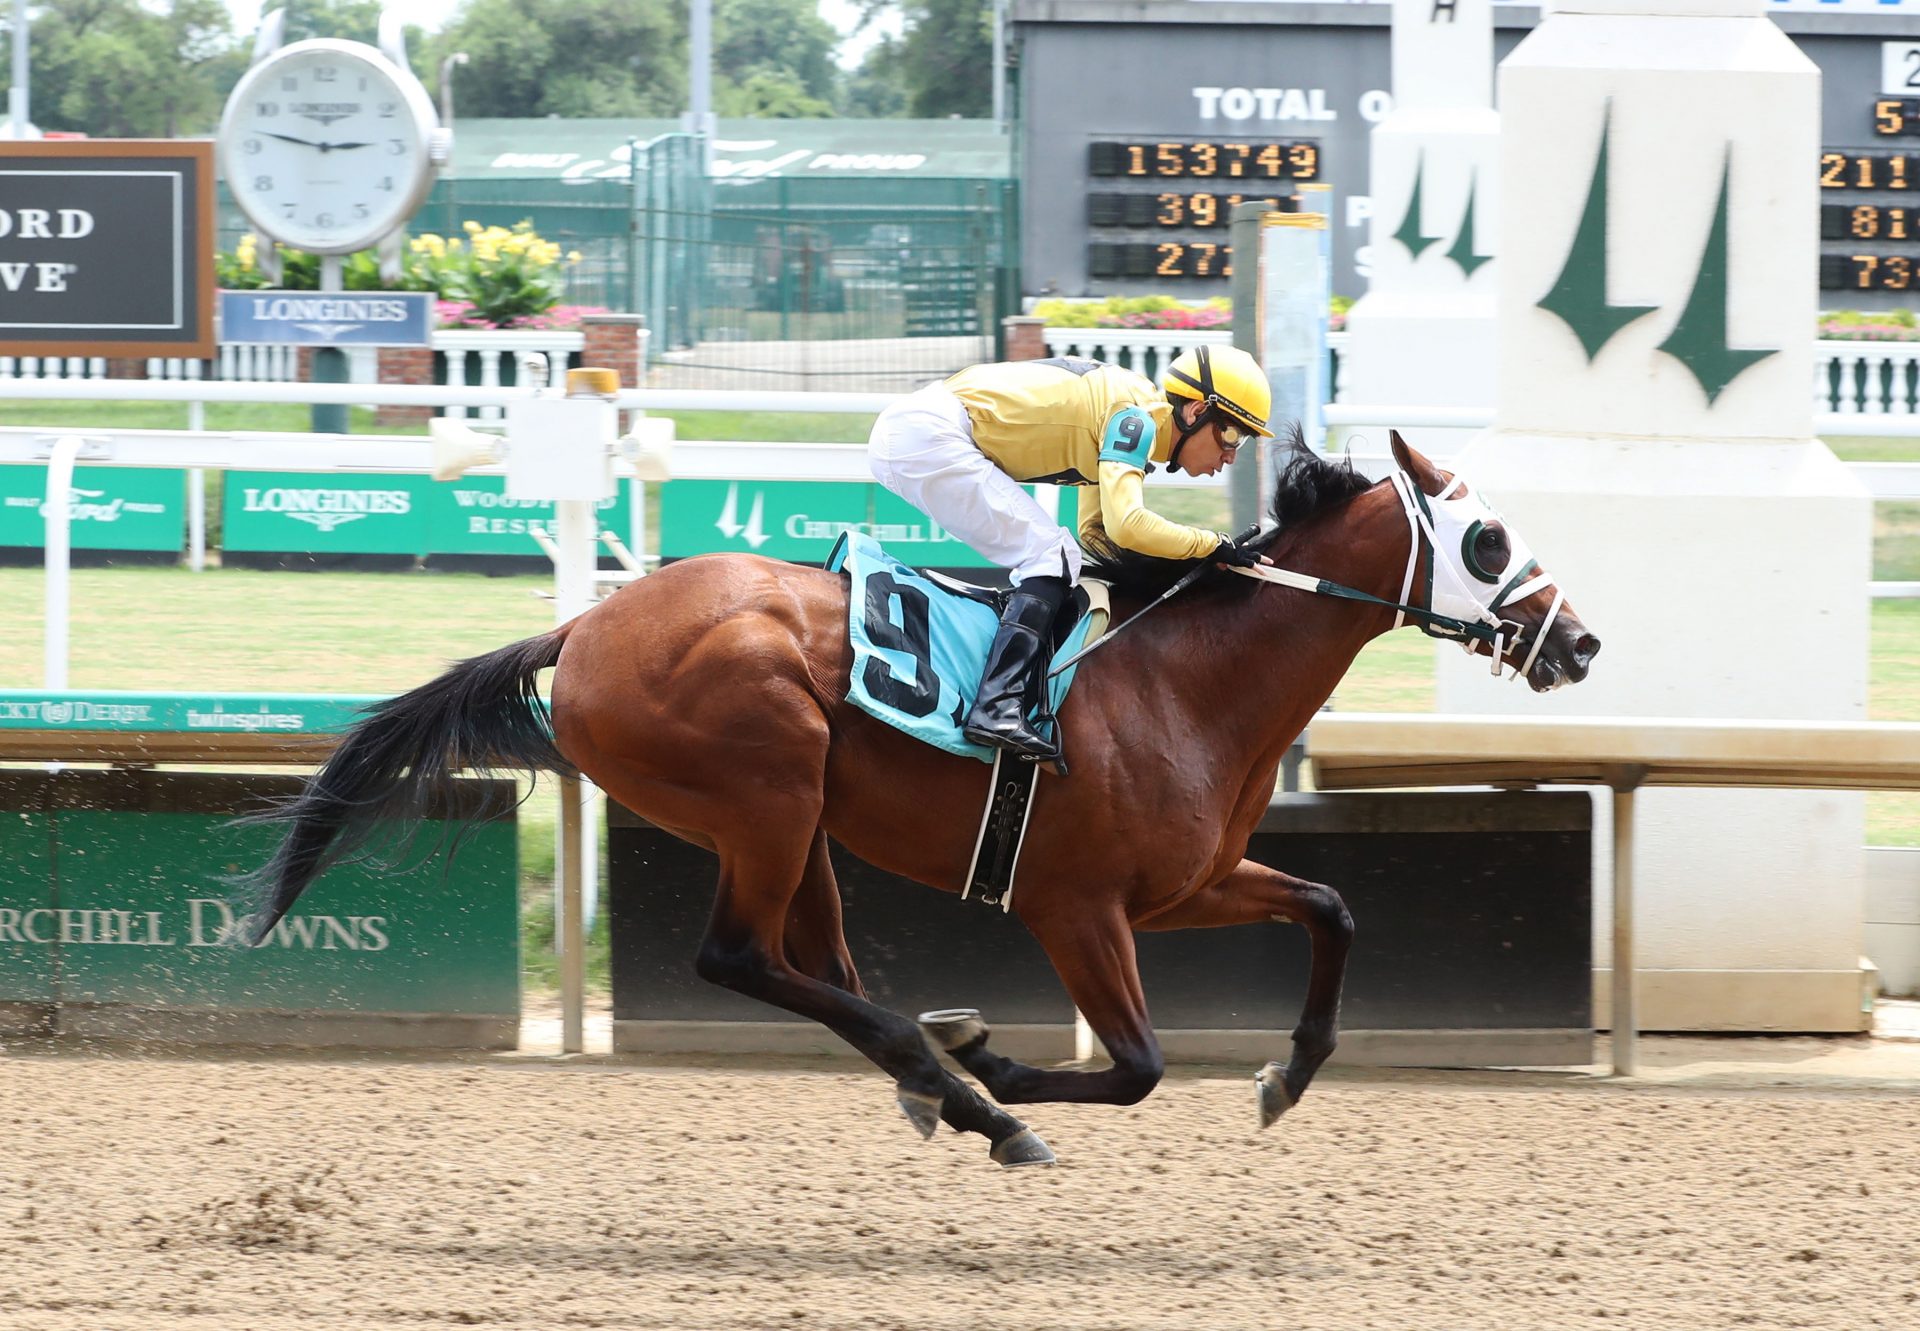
[1463,521,1510,582]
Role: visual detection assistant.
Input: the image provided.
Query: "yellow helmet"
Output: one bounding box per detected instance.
[1163,345,1274,438]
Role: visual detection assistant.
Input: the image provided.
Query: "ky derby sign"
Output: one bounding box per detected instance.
[0,140,216,359]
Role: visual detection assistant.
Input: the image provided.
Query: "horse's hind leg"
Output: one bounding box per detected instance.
[700,824,1052,1166]
[928,907,1169,1107]
[1134,858,1353,1127]
[781,831,864,999]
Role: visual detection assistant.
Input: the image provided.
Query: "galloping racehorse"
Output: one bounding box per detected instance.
[242,431,1599,1166]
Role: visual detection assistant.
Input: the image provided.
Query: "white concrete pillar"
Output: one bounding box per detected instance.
[1338,0,1501,450]
[1439,0,1871,1032]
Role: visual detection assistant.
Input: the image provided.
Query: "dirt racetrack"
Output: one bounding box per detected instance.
[2,1039,1917,1331]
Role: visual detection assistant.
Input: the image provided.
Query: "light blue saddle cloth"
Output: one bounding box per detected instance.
[826,531,1105,762]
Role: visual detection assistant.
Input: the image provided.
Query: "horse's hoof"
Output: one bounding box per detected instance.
[918,1007,989,1053]
[896,1087,943,1140]
[1255,1061,1296,1129]
[990,1128,1056,1168]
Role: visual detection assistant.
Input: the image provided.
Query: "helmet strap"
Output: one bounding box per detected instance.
[1166,400,1210,473]
[1167,344,1219,473]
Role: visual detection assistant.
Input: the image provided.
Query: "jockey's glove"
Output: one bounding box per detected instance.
[1211,533,1265,569]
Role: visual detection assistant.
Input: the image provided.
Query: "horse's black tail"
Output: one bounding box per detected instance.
[234,631,572,946]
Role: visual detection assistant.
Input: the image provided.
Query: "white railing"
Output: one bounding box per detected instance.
[0,331,586,408]
[1817,339,1920,416]
[1040,326,1348,400]
[435,330,582,420]
[1035,329,1920,419]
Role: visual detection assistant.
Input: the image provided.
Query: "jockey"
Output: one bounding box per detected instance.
[866,344,1273,761]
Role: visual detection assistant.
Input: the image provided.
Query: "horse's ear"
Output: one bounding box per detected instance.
[1389,429,1445,495]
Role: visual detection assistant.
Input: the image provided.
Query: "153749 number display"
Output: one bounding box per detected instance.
[1088,140,1319,181]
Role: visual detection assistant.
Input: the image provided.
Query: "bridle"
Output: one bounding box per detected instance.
[1232,467,1568,683]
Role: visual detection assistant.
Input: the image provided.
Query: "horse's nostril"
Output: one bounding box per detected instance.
[1573,633,1601,665]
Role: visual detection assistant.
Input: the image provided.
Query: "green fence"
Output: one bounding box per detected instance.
[215,142,1020,384]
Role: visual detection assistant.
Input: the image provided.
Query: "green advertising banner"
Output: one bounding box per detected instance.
[0,771,517,1023]
[0,465,186,552]
[223,471,428,555]
[224,471,638,557]
[0,691,381,735]
[660,481,1009,567]
[419,475,632,556]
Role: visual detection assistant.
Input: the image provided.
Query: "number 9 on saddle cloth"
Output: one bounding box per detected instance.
[826,532,1111,764]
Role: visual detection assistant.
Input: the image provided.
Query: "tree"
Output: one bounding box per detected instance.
[712,0,839,117]
[841,33,906,118]
[28,0,241,138]
[424,0,683,120]
[278,0,384,45]
[849,0,989,119]
[715,69,833,119]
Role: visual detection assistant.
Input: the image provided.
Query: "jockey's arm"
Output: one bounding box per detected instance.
[1076,405,1220,560]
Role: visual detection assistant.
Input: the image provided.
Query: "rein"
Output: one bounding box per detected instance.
[1044,465,1565,684]
[1232,467,1566,682]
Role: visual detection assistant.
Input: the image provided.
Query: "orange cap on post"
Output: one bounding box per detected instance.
[566,367,621,399]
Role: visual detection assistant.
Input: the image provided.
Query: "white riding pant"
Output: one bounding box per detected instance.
[867,384,1083,586]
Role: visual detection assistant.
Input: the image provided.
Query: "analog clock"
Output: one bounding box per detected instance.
[217,38,440,255]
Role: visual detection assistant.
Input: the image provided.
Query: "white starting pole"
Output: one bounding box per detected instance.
[1448,0,1870,1037]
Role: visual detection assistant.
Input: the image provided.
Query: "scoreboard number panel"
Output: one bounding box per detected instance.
[1818,75,1920,296]
[1087,139,1320,181]
[1085,137,1318,284]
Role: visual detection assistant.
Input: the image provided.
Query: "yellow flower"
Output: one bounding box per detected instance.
[567,250,583,264]
[463,220,482,234]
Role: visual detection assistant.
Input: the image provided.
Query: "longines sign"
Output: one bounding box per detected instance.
[0,140,216,358]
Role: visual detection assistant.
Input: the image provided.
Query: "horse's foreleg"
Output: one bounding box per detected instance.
[1137,858,1353,1126]
[699,827,1052,1166]
[928,910,1167,1107]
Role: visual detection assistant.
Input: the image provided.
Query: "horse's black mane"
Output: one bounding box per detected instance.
[1080,422,1374,601]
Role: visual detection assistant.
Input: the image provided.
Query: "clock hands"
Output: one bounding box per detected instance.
[258,130,376,153]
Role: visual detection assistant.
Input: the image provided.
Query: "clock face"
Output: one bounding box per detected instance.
[218,40,436,254]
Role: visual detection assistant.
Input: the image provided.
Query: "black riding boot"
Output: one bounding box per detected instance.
[963,575,1071,761]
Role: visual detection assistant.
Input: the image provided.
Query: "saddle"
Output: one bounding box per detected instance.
[826,533,1113,912]
[825,532,1111,765]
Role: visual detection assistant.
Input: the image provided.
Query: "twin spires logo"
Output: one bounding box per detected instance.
[1391,153,1492,278]
[714,483,770,549]
[1535,100,1777,406]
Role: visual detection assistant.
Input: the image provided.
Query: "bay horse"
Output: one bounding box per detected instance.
[241,430,1599,1167]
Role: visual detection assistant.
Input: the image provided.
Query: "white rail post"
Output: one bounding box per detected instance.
[43,436,84,689]
[1610,769,1645,1078]
[559,771,587,1055]
[187,399,206,572]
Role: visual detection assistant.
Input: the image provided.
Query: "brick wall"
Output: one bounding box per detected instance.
[1002,315,1048,361]
[375,346,437,426]
[581,315,647,387]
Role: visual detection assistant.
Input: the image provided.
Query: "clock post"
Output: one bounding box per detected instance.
[216,11,448,435]
[313,255,348,433]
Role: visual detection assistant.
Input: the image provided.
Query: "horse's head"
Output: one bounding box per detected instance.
[1388,430,1601,692]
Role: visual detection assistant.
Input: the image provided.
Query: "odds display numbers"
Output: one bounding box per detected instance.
[1088,241,1232,280]
[1087,191,1287,229]
[1085,138,1319,284]
[1819,98,1920,292]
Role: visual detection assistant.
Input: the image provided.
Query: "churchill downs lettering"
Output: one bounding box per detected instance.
[0,899,389,950]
